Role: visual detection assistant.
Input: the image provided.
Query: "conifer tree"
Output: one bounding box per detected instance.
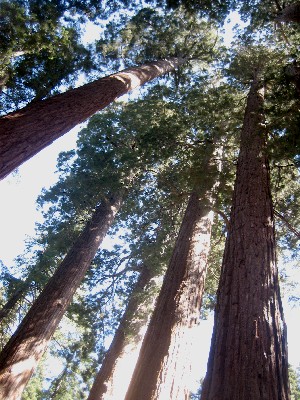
[0,192,123,400]
[87,265,154,400]
[0,81,197,398]
[1,3,299,397]
[0,57,185,180]
[201,64,290,400]
[125,191,215,400]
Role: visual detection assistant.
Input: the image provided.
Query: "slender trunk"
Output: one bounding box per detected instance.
[125,192,214,400]
[0,193,123,400]
[0,286,28,324]
[0,57,185,180]
[201,79,290,399]
[88,265,154,400]
[0,267,40,324]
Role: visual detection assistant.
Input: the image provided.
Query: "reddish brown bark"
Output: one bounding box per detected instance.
[0,193,122,400]
[125,192,214,400]
[0,57,185,180]
[201,79,290,399]
[88,265,153,400]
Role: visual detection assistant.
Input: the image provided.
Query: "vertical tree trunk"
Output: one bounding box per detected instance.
[125,191,214,400]
[201,78,290,399]
[0,57,185,180]
[0,193,123,400]
[88,265,154,400]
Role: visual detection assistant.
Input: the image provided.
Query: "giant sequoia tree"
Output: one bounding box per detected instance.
[0,57,185,180]
[0,82,199,398]
[0,1,299,399]
[87,265,155,400]
[201,70,290,399]
[125,191,215,400]
[0,193,123,400]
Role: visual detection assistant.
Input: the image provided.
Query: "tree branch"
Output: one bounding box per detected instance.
[210,207,230,230]
[274,209,300,240]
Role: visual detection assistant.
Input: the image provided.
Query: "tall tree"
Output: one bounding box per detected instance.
[125,186,215,399]
[0,81,196,398]
[0,56,185,180]
[0,192,122,400]
[201,72,290,399]
[87,265,154,400]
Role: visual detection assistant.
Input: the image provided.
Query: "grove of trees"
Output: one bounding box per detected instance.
[0,0,299,399]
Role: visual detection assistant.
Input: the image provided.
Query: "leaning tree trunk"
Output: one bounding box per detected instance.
[0,57,185,180]
[125,191,214,400]
[201,78,290,399]
[0,286,28,324]
[0,265,41,324]
[88,265,155,400]
[0,193,123,400]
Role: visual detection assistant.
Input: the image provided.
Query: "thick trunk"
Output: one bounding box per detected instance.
[0,193,122,400]
[0,57,185,180]
[125,192,214,400]
[88,265,154,400]
[201,79,290,399]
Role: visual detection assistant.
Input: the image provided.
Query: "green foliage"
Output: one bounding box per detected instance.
[189,379,203,399]
[164,0,234,23]
[289,365,300,400]
[22,357,45,400]
[1,1,300,396]
[97,6,222,72]
[0,1,94,113]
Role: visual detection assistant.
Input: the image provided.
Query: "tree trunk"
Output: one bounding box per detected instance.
[0,269,39,324]
[201,78,290,399]
[0,193,123,400]
[88,265,154,400]
[0,287,28,325]
[0,57,185,180]
[125,192,214,400]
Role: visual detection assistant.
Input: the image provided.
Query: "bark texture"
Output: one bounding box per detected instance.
[0,193,122,400]
[88,265,154,400]
[201,79,290,399]
[125,192,214,400]
[0,57,185,180]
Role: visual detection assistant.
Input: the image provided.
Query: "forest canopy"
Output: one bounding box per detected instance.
[0,0,299,399]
